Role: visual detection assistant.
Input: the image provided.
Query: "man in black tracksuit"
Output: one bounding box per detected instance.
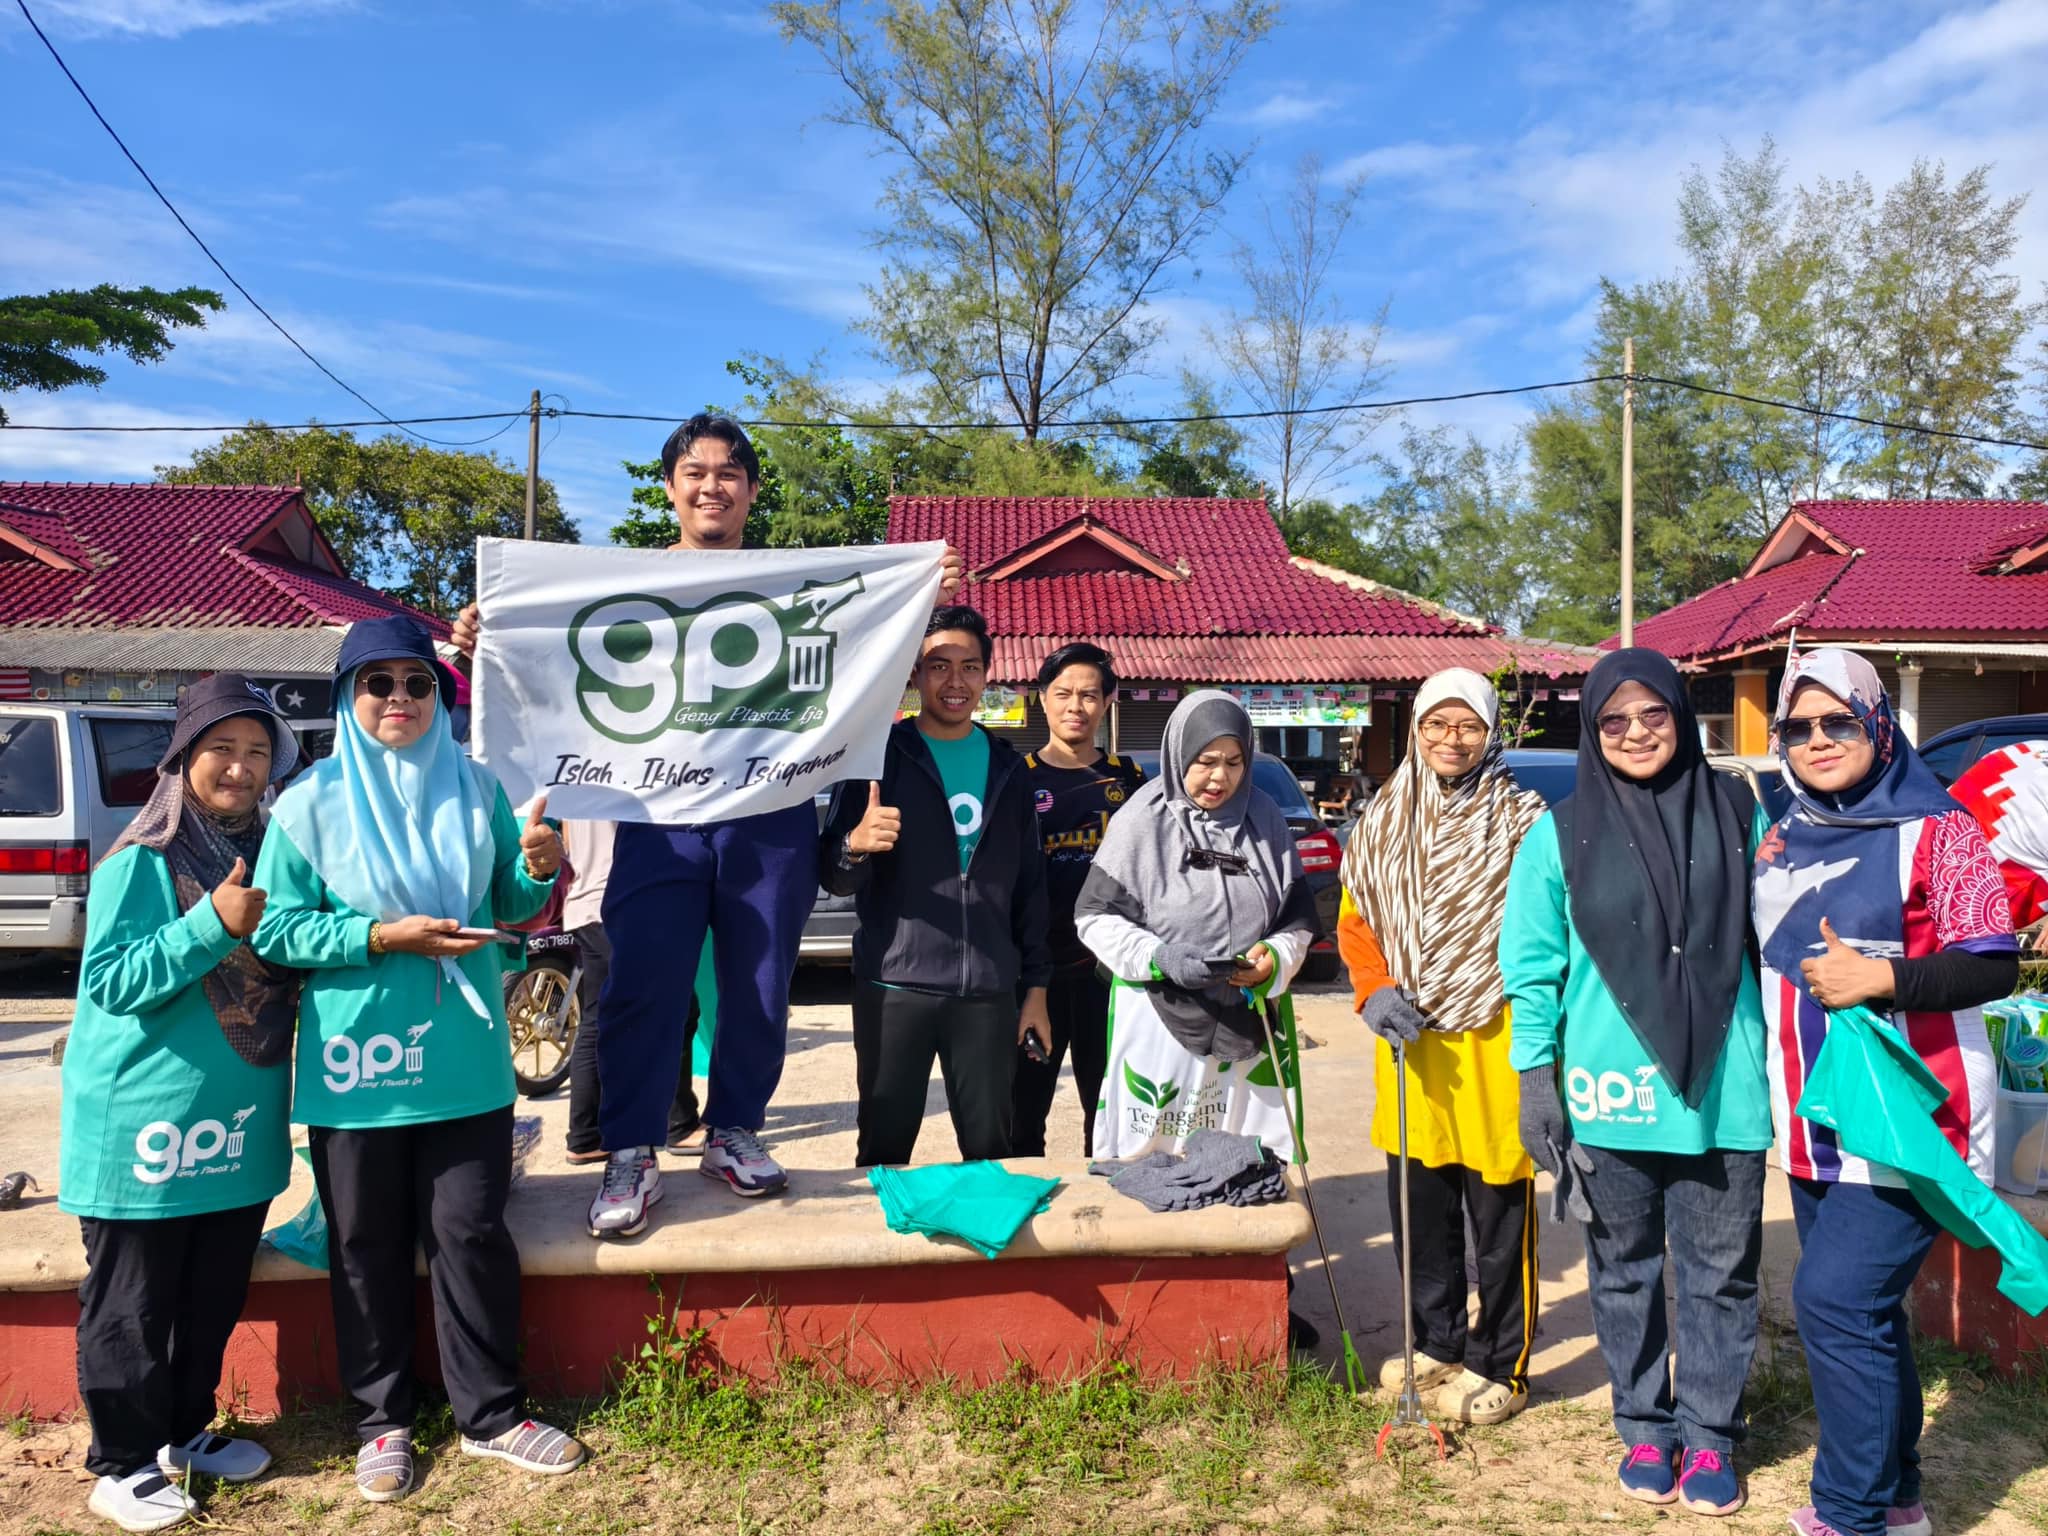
[820,605,1052,1167]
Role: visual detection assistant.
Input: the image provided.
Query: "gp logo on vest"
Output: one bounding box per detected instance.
[132,1105,258,1185]
[569,577,865,745]
[323,1027,430,1094]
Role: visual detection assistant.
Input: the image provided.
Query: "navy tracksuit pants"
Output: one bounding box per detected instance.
[595,805,816,1150]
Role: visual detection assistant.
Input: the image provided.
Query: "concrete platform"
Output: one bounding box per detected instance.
[0,972,1310,1412]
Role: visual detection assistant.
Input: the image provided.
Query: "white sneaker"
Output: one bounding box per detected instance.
[588,1146,660,1238]
[88,1467,195,1531]
[699,1126,788,1197]
[159,1430,271,1483]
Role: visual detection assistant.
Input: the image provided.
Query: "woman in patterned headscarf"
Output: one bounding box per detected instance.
[1337,668,1547,1426]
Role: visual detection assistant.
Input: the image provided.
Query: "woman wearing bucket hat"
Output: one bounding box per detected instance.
[61,673,301,1531]
[1755,648,2018,1536]
[250,616,583,1503]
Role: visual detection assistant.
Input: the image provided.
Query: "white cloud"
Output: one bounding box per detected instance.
[19,0,352,38]
[1229,90,1338,128]
[1328,141,1477,183]
[0,398,230,479]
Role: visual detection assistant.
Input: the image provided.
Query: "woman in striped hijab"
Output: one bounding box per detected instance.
[1337,667,1547,1426]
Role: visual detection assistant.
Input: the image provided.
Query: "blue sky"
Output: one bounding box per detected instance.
[4,0,2045,540]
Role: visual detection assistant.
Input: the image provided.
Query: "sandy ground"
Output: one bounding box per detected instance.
[2,957,2044,1534]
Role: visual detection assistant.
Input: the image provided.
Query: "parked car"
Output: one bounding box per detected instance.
[1707,753,1795,823]
[1128,750,1345,984]
[0,703,176,951]
[1501,747,1577,806]
[800,789,857,963]
[1915,714,2048,787]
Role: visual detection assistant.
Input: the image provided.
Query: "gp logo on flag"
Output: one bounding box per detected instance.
[568,576,866,744]
[473,538,946,825]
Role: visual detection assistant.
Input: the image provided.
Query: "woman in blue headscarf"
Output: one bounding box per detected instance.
[251,616,583,1503]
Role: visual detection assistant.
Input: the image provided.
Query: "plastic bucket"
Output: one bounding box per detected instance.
[1995,1087,2048,1196]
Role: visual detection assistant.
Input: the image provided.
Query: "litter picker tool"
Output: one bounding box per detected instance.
[1248,987,1367,1396]
[1376,1035,1447,1459]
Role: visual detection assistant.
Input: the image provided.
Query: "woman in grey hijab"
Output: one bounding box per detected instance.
[1076,690,1319,1160]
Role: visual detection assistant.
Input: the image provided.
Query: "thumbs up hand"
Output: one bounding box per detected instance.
[211,857,268,939]
[1799,916,1893,1010]
[520,796,562,878]
[847,781,901,857]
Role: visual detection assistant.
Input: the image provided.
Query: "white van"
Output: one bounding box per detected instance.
[0,703,177,950]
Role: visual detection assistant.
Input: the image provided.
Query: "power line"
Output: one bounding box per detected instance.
[11,0,478,450]
[0,411,528,433]
[1634,373,2048,455]
[2,372,2045,454]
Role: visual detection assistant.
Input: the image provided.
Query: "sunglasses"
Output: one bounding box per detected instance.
[1775,712,1866,749]
[360,671,436,701]
[1596,704,1672,738]
[1185,848,1250,875]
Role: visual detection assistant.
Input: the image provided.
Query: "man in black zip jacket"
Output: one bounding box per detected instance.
[820,605,1053,1166]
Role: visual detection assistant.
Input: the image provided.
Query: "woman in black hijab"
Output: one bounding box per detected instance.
[1500,649,1771,1517]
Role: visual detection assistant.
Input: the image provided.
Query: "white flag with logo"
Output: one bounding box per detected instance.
[471,537,945,824]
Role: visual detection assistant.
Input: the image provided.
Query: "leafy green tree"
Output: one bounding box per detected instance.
[1523,141,2044,639]
[0,284,223,424]
[773,0,1275,438]
[1362,424,1557,632]
[161,426,575,617]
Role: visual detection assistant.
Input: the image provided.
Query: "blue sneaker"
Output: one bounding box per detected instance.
[1677,1447,1743,1515]
[1618,1443,1677,1504]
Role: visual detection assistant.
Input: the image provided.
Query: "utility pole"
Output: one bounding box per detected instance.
[524,389,541,541]
[1619,337,1635,647]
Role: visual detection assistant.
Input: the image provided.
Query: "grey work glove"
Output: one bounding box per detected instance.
[1518,1065,1570,1180]
[1547,1138,1595,1224]
[1154,941,1227,990]
[1361,986,1428,1044]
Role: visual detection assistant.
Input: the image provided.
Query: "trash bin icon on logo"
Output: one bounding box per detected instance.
[787,634,832,693]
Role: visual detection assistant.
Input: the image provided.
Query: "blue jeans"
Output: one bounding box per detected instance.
[1576,1144,1766,1457]
[1789,1176,1941,1536]
[595,804,817,1148]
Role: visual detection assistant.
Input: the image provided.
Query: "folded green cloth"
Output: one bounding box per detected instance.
[1797,1005,2048,1317]
[868,1161,1061,1259]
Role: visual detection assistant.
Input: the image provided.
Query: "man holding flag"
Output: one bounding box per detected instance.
[452,413,961,1239]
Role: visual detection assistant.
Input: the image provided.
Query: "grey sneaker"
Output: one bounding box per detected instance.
[159,1430,271,1483]
[587,1146,660,1238]
[88,1467,195,1531]
[699,1126,788,1197]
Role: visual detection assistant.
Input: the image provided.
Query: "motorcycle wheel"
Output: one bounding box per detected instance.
[505,949,578,1098]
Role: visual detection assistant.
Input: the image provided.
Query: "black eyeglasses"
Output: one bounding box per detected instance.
[1596,704,1672,738]
[1185,848,1250,874]
[360,671,436,701]
[1775,712,1866,749]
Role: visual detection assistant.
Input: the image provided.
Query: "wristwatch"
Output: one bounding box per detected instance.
[843,836,869,866]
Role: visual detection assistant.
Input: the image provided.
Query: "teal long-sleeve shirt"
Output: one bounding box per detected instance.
[250,784,552,1131]
[60,843,292,1219]
[1500,806,1773,1156]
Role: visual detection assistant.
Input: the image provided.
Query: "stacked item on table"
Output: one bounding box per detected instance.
[1985,993,2048,1196]
[1088,1129,1288,1212]
[868,1161,1061,1258]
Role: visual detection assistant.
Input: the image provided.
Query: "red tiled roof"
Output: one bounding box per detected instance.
[0,482,443,634]
[1631,499,2048,661]
[991,633,1595,685]
[893,496,1479,642]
